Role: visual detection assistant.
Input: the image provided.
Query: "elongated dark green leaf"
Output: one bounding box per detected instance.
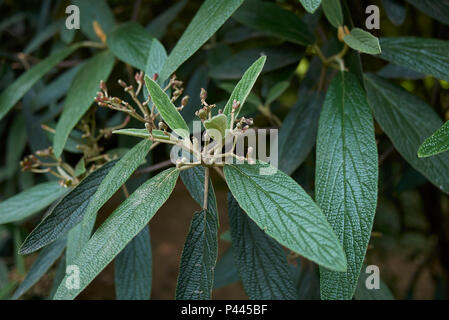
[377,63,424,80]
[31,64,83,111]
[365,73,449,194]
[19,160,117,255]
[224,161,346,272]
[418,120,449,158]
[107,22,154,70]
[316,72,378,300]
[147,0,187,39]
[0,182,68,224]
[279,92,324,175]
[24,20,64,54]
[233,0,315,45]
[53,168,179,300]
[382,0,406,26]
[48,256,66,299]
[113,128,172,141]
[213,248,240,289]
[53,51,115,157]
[180,166,218,215]
[145,77,189,139]
[176,209,218,300]
[73,0,115,41]
[0,259,8,289]
[354,266,394,300]
[145,39,167,80]
[0,114,27,181]
[322,0,343,28]
[82,139,153,225]
[265,81,290,106]
[343,28,381,55]
[115,226,152,300]
[299,0,322,13]
[0,45,80,121]
[11,236,66,299]
[222,56,266,124]
[406,0,449,26]
[160,0,245,80]
[379,37,449,82]
[209,46,301,80]
[66,210,96,265]
[228,194,296,299]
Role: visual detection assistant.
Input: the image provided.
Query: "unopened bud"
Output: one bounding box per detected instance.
[100,80,107,91]
[232,100,240,110]
[135,71,144,83]
[338,26,345,42]
[112,97,122,104]
[200,88,207,101]
[158,121,168,131]
[118,79,127,88]
[181,95,189,107]
[196,108,207,120]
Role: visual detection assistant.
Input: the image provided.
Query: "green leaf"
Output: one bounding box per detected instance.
[112,128,171,141]
[145,39,167,81]
[24,20,64,54]
[175,209,218,300]
[1,114,27,181]
[73,0,115,41]
[278,92,324,175]
[0,182,68,224]
[233,0,315,45]
[31,64,83,111]
[0,45,80,121]
[213,248,240,289]
[343,28,381,55]
[379,37,449,82]
[77,139,153,238]
[382,0,406,26]
[365,73,449,194]
[222,56,266,124]
[299,0,322,13]
[377,63,424,80]
[354,265,394,300]
[48,256,66,299]
[204,114,228,140]
[418,120,449,157]
[53,168,179,300]
[53,51,115,158]
[143,39,168,99]
[223,161,347,272]
[265,81,290,106]
[66,210,96,265]
[228,194,296,299]
[115,227,152,300]
[180,166,218,216]
[147,0,187,39]
[316,72,378,300]
[11,236,66,299]
[322,0,343,28]
[144,77,190,140]
[209,46,301,80]
[107,22,154,70]
[159,0,245,81]
[406,0,449,26]
[19,160,118,255]
[74,158,86,177]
